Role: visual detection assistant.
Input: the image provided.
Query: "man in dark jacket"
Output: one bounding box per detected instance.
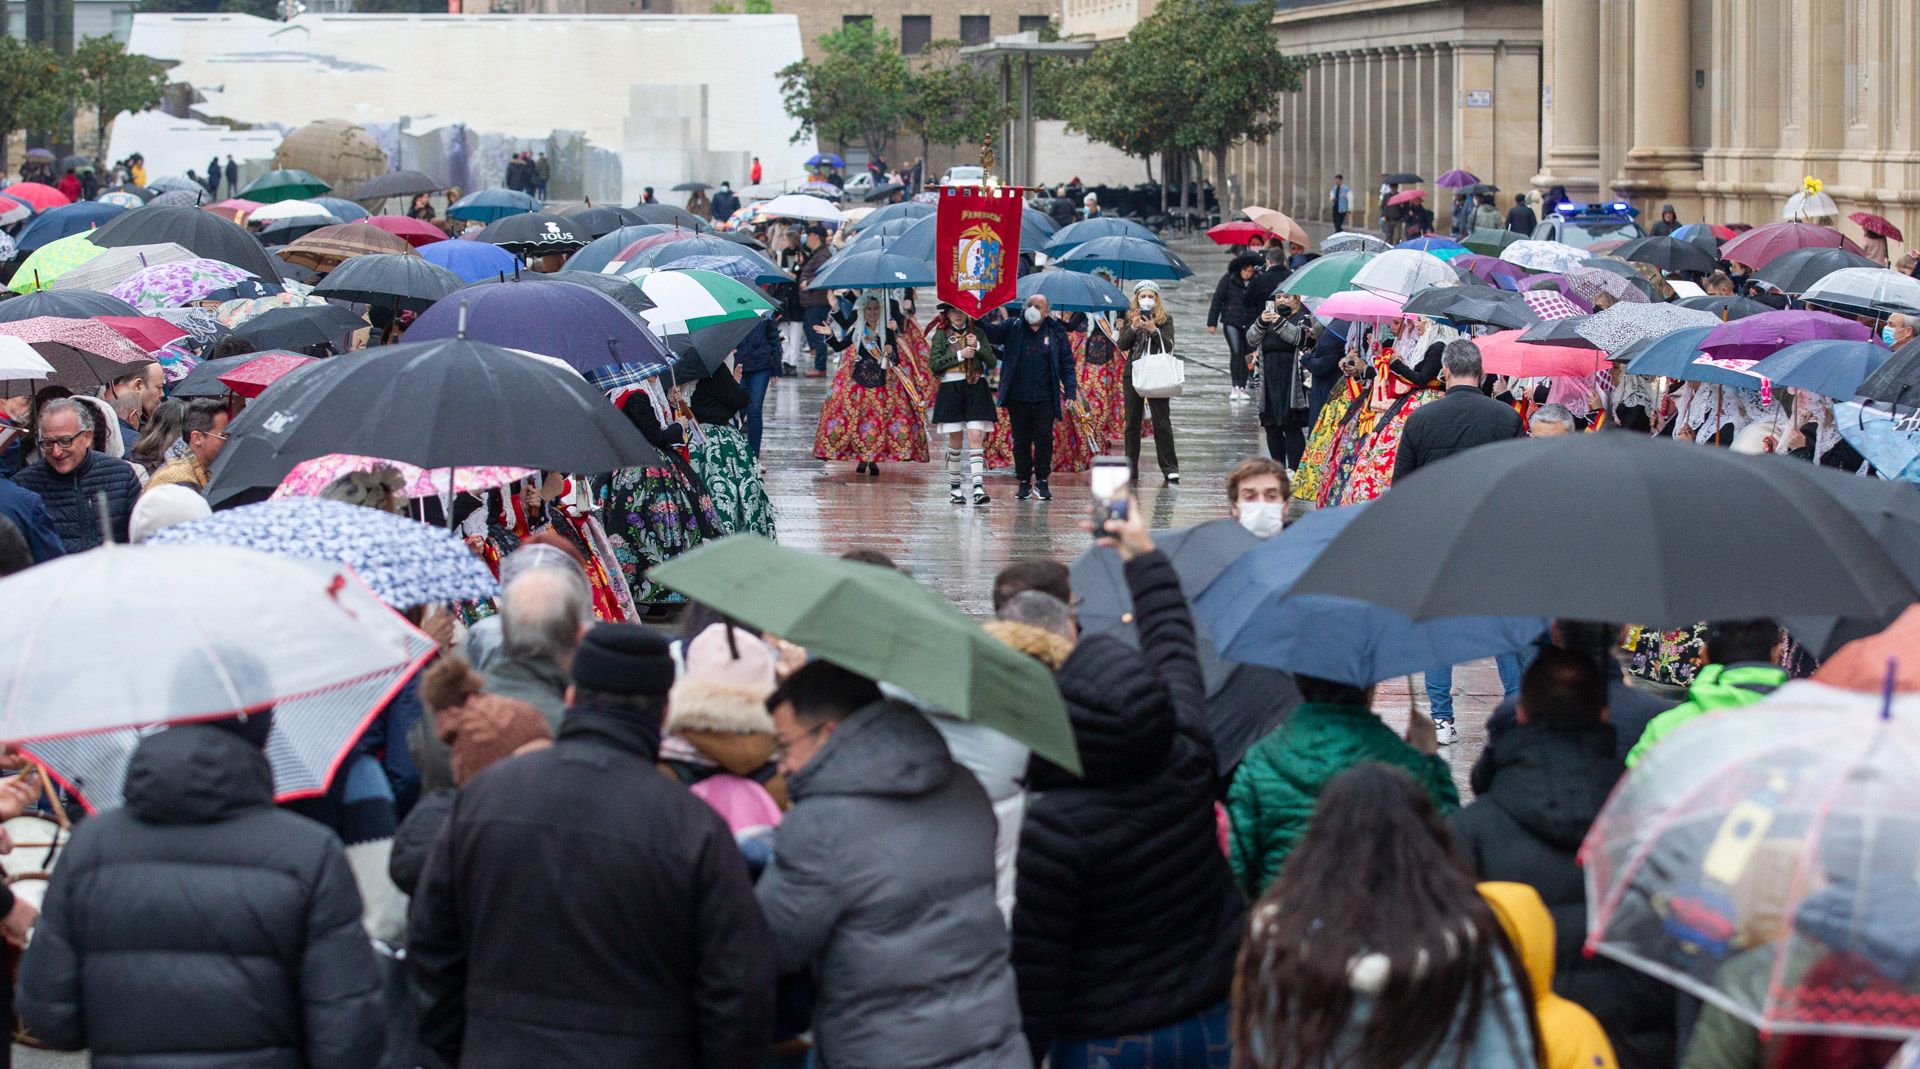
[409,624,775,1069]
[759,662,1026,1069]
[1452,649,1675,1069]
[1507,193,1537,234]
[710,182,740,223]
[11,398,142,551]
[1303,317,1350,425]
[19,712,386,1068]
[985,295,1077,501]
[732,315,781,456]
[0,478,62,563]
[1243,245,1290,309]
[796,227,834,376]
[1392,338,1524,480]
[1014,504,1244,1061]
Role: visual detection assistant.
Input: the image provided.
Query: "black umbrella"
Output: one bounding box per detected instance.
[1613,234,1718,275]
[566,207,640,240]
[1857,337,1920,405]
[1464,182,1500,196]
[204,337,661,505]
[669,181,713,192]
[541,271,655,317]
[88,205,282,282]
[1070,519,1298,773]
[270,253,322,286]
[1383,172,1423,185]
[147,189,207,209]
[1400,287,1538,329]
[1779,474,1920,656]
[1675,295,1773,321]
[257,217,337,246]
[660,316,767,380]
[630,203,708,231]
[1516,316,1601,348]
[1287,433,1918,627]
[710,229,767,251]
[863,182,905,203]
[313,253,465,312]
[481,212,589,257]
[0,289,140,323]
[1753,247,1880,295]
[231,304,368,352]
[350,170,447,201]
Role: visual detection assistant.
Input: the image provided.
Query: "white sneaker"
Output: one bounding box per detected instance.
[1435,721,1460,746]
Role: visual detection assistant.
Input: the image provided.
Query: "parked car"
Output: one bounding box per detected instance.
[1532,204,1646,249]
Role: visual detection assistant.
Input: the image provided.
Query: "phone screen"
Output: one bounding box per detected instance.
[1089,458,1130,537]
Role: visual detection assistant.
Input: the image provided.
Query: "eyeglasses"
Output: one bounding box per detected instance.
[772,722,826,758]
[36,431,88,452]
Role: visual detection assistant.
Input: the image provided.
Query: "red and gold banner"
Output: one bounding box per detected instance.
[936,185,1024,318]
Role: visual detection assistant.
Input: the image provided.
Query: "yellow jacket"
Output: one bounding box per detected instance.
[144,454,208,492]
[1480,881,1619,1069]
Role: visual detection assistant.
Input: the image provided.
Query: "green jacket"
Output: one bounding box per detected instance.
[1624,662,1786,768]
[928,324,997,376]
[1227,702,1459,899]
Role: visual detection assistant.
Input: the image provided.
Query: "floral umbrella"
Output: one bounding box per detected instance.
[110,259,258,312]
[273,454,537,501]
[216,353,319,398]
[215,292,331,327]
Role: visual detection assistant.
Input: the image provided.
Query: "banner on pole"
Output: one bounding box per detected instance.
[936,186,1024,318]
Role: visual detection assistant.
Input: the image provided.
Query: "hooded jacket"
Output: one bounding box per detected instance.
[1626,662,1787,767]
[756,701,1026,1069]
[1013,551,1244,1055]
[1479,882,1619,1069]
[18,725,385,1069]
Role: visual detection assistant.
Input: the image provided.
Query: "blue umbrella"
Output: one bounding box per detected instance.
[632,235,783,279]
[1052,235,1194,281]
[1398,236,1464,253]
[871,214,1050,263]
[807,153,844,169]
[662,253,789,286]
[13,201,124,252]
[854,201,933,231]
[804,249,935,290]
[1745,339,1892,399]
[447,188,542,223]
[1620,325,1756,386]
[1006,270,1128,313]
[310,196,372,222]
[845,217,920,247]
[563,224,689,274]
[1024,206,1059,237]
[418,239,522,283]
[410,279,671,374]
[1044,217,1161,255]
[1193,503,1547,686]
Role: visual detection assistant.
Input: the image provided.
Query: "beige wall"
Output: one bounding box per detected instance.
[1059,0,1154,41]
[764,0,1056,61]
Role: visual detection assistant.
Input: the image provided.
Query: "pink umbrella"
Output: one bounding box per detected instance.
[364,214,449,248]
[1521,290,1586,321]
[1316,289,1405,323]
[96,315,188,352]
[1699,309,1872,363]
[0,316,152,384]
[204,198,263,224]
[273,454,538,501]
[1474,330,1610,377]
[1,182,71,212]
[1719,221,1866,270]
[1387,189,1427,206]
[216,353,319,398]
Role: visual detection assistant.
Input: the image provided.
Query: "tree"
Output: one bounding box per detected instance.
[70,35,168,158]
[777,20,909,161]
[901,41,1010,171]
[0,36,76,176]
[134,0,277,20]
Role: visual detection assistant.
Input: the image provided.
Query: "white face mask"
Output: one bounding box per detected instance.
[1024,306,1044,325]
[1236,501,1285,538]
[1139,296,1157,312]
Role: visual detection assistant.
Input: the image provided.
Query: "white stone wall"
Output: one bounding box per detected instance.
[1030,119,1144,189]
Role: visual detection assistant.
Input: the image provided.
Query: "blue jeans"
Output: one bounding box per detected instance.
[742,368,773,457]
[1050,1000,1231,1069]
[803,306,833,371]
[1425,653,1522,724]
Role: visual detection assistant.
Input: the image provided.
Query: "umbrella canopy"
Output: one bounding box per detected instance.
[562,224,682,273]
[1,182,70,212]
[1849,211,1903,242]
[1315,289,1406,323]
[1745,339,1892,399]
[238,168,331,204]
[0,289,141,324]
[758,193,844,223]
[1799,267,1920,318]
[1279,251,1376,298]
[275,455,535,501]
[1857,337,1920,405]
[806,153,844,168]
[8,233,106,293]
[650,534,1079,774]
[630,203,710,231]
[1044,217,1162,256]
[541,271,655,317]
[310,197,371,223]
[1452,253,1531,288]
[201,197,260,223]
[146,189,208,210]
[1052,236,1193,281]
[1386,189,1427,206]
[655,252,788,287]
[246,199,334,225]
[1434,169,1480,188]
[1619,327,1755,386]
[1699,308,1873,364]
[1501,240,1588,273]
[853,200,935,231]
[1288,433,1917,626]
[0,338,54,381]
[94,189,145,211]
[1350,248,1455,298]
[1675,295,1775,321]
[109,259,258,312]
[446,188,542,224]
[633,269,774,333]
[1782,188,1840,221]
[149,497,496,609]
[170,351,277,399]
[862,182,905,203]
[564,206,644,240]
[418,238,520,283]
[1811,607,1920,693]
[409,280,671,374]
[1462,228,1524,255]
[362,214,448,248]
[1010,270,1128,313]
[629,234,784,279]
[1565,263,1649,305]
[256,217,337,247]
[1475,330,1609,377]
[1583,681,1920,1039]
[1575,302,1722,353]
[1515,316,1599,348]
[1754,247,1882,295]
[88,206,283,282]
[12,202,124,253]
[1612,234,1718,275]
[1398,236,1463,254]
[280,222,419,273]
[95,315,187,352]
[1520,289,1588,321]
[1195,504,1546,686]
[312,253,465,312]
[1383,171,1423,185]
[215,291,330,327]
[1400,287,1536,329]
[1240,207,1311,248]
[1206,221,1270,246]
[670,181,713,193]
[806,249,937,290]
[1319,231,1391,255]
[481,212,590,257]
[1720,221,1865,270]
[351,170,447,201]
[229,304,368,352]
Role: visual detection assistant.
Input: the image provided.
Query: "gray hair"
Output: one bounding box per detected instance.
[500,565,591,667]
[1891,312,1913,334]
[997,590,1075,641]
[109,389,144,423]
[1529,404,1576,434]
[40,397,93,433]
[1442,339,1483,380]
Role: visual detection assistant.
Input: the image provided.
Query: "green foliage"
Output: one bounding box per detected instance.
[0,36,79,171]
[902,41,1011,160]
[778,20,910,160]
[71,36,170,156]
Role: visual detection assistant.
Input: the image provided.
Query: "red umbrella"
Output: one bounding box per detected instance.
[364,214,449,248]
[1387,189,1428,206]
[216,353,319,398]
[1206,221,1271,246]
[2,182,70,212]
[1718,221,1864,270]
[96,315,189,352]
[1474,330,1610,377]
[1848,211,1903,242]
[204,198,262,224]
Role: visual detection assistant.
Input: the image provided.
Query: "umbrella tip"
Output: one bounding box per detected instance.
[456,301,468,340]
[1883,658,1898,721]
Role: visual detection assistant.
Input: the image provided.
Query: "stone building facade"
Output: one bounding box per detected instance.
[766,0,1056,61]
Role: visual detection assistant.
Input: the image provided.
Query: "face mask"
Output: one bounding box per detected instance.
[1883,325,1898,346]
[1237,501,1285,538]
[1139,297,1157,312]
[1024,306,1043,325]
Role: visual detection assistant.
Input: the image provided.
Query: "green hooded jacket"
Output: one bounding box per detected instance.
[1625,662,1786,768]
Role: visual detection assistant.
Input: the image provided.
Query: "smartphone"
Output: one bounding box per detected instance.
[1089,456,1130,538]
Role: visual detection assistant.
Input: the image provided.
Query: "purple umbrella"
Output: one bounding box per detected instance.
[1699,309,1872,364]
[406,278,671,375]
[1436,169,1481,189]
[1455,254,1531,288]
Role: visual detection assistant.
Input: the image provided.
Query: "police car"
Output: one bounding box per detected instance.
[1530,201,1646,249]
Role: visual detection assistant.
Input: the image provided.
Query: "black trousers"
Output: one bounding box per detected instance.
[1265,424,1306,469]
[1123,378,1178,478]
[1222,324,1250,388]
[1004,400,1054,485]
[1332,210,1348,232]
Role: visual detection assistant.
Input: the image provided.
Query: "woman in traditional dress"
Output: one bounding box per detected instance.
[928,303,998,505]
[687,360,777,537]
[811,291,931,475]
[1332,319,1451,505]
[600,377,725,606]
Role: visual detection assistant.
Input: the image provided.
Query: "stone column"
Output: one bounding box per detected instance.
[1535,0,1602,200]
[1615,0,1702,208]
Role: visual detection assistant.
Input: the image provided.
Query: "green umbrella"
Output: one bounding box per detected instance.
[9,233,105,293]
[649,535,1081,774]
[1280,251,1376,299]
[632,269,775,333]
[238,168,332,205]
[1463,227,1523,255]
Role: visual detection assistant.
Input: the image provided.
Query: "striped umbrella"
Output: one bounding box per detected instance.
[8,233,105,293]
[280,222,419,273]
[634,269,775,332]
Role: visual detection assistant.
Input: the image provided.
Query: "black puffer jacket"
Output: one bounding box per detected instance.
[1451,723,1675,1069]
[1012,551,1244,1055]
[18,725,385,1069]
[10,450,142,551]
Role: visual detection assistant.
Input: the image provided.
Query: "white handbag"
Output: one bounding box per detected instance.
[1130,333,1185,399]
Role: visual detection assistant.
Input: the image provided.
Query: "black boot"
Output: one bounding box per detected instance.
[1016,481,1032,500]
[1036,481,1052,501]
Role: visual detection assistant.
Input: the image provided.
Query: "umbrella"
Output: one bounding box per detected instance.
[170,352,276,399]
[1745,340,1892,399]
[1053,236,1193,281]
[313,253,465,312]
[1400,287,1536,329]
[806,153,844,168]
[256,217,337,247]
[0,197,29,228]
[351,170,447,201]
[147,189,208,210]
[1435,169,1480,188]
[1195,504,1546,686]
[656,252,787,287]
[1010,270,1128,313]
[1675,295,1775,321]
[1451,254,1530,289]
[1720,221,1865,270]
[633,269,774,333]
[1462,228,1524,255]
[1386,189,1427,206]
[0,289,141,325]
[1474,330,1608,377]
[541,271,655,317]
[446,188,542,224]
[94,190,144,211]
[862,182,905,203]
[1350,248,1455,297]
[1782,187,1840,221]
[1240,207,1311,248]
[21,149,53,163]
[409,280,671,374]
[1280,251,1376,298]
[1070,519,1296,772]
[230,304,368,352]
[280,222,419,273]
[1315,289,1406,323]
[0,337,54,381]
[1319,232,1391,255]
[149,498,496,609]
[1857,337,1920,405]
[246,199,335,225]
[238,168,331,204]
[1501,240,1588,273]
[1811,607,1920,693]
[670,181,713,193]
[88,206,282,282]
[12,202,124,253]
[759,193,844,223]
[275,455,536,501]
[649,534,1079,774]
[0,182,70,212]
[1517,289,1585,321]
[796,180,841,200]
[214,352,319,398]
[564,224,686,273]
[8,233,106,293]
[310,197,372,223]
[630,203,710,231]
[216,291,330,327]
[1575,303,1723,354]
[1565,264,1648,305]
[418,238,520,283]
[1045,217,1162,256]
[1754,247,1882,295]
[852,201,935,231]
[710,229,768,250]
[1799,267,1920,318]
[1618,327,1754,387]
[1849,211,1903,242]
[1383,172,1423,185]
[481,212,590,257]
[363,214,449,248]
[109,259,258,312]
[1699,309,1873,364]
[1205,221,1271,246]
[1583,681,1920,1039]
[1398,236,1463,254]
[147,175,207,196]
[1516,316,1599,348]
[806,249,937,290]
[1613,235,1718,275]
[626,235,784,279]
[200,198,260,225]
[1288,433,1918,626]
[564,206,643,240]
[95,315,187,352]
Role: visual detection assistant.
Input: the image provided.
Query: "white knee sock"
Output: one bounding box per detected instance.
[967,446,985,491]
[946,447,962,488]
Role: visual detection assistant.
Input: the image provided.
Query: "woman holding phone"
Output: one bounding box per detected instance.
[1245,291,1316,470]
